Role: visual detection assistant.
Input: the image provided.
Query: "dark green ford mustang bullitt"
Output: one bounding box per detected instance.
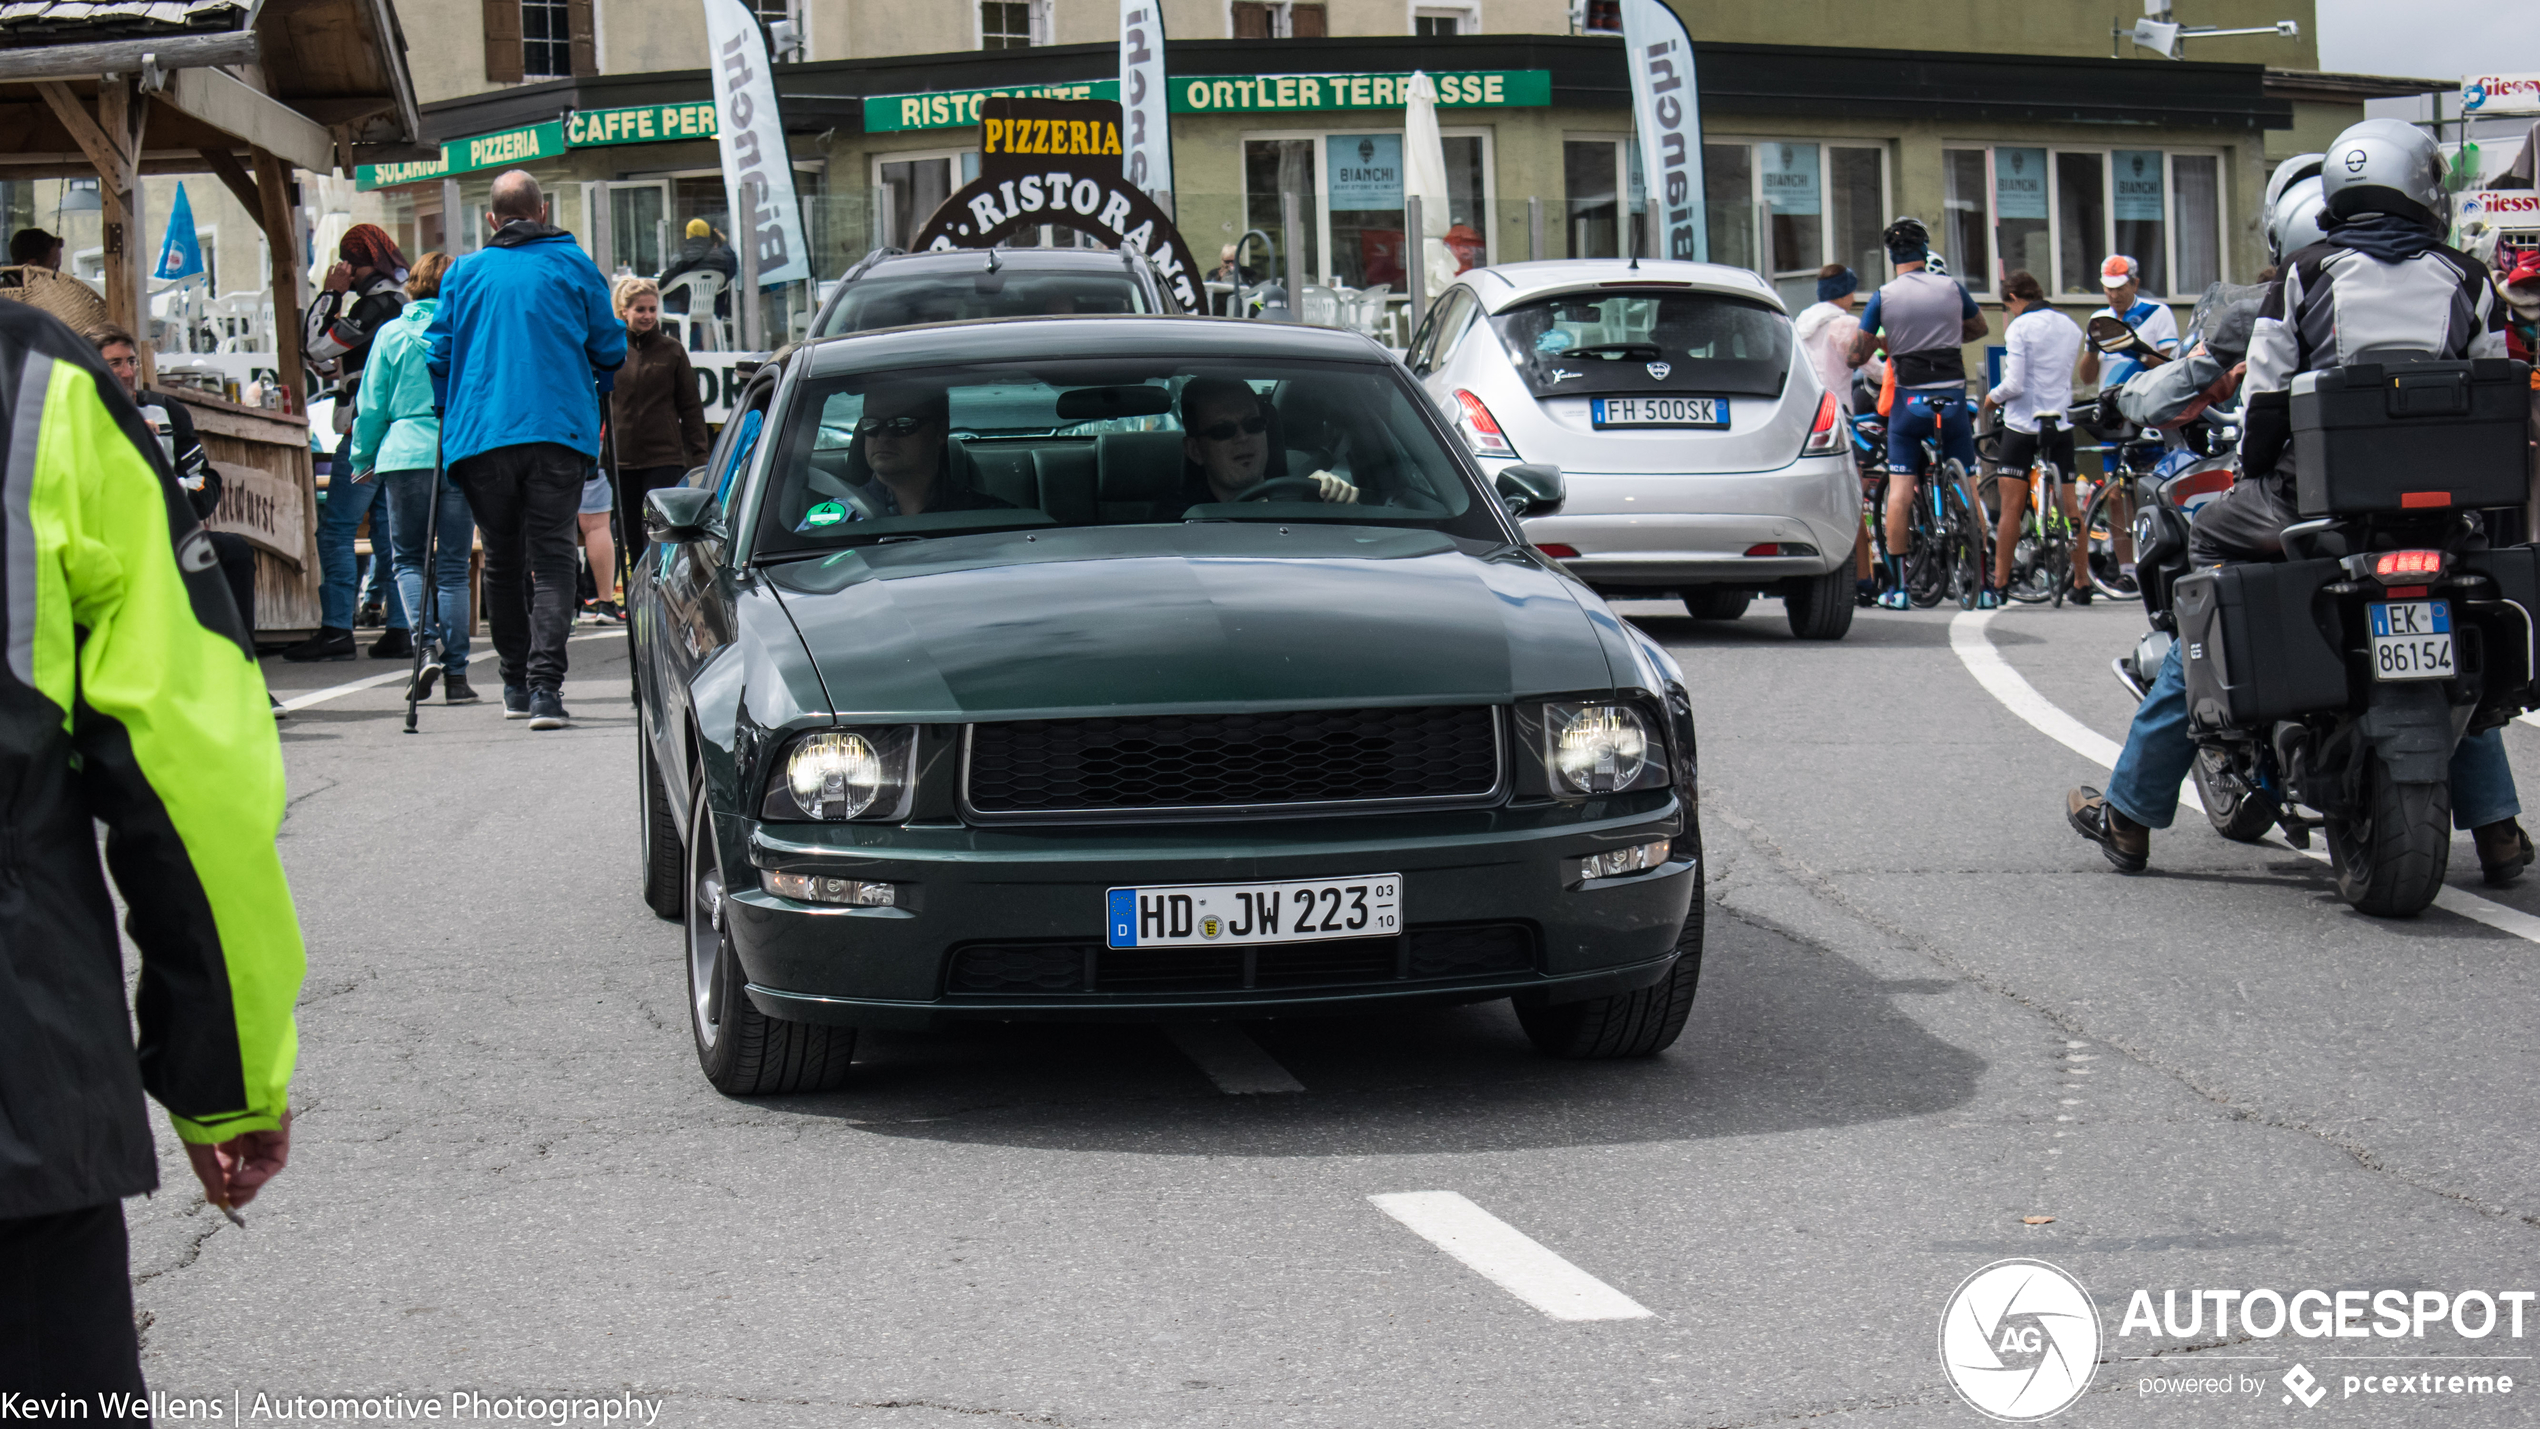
[631,315,1701,1095]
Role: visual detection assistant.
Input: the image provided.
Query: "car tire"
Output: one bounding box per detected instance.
[639,726,685,921]
[685,781,857,1095]
[1514,828,1705,1059]
[1783,565,1856,641]
[1684,588,1751,621]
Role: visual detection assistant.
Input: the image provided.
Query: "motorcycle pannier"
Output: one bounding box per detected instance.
[2175,558,2348,731]
[2291,359,2530,517]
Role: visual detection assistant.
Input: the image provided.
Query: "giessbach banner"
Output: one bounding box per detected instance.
[701,0,809,287]
[1621,0,1707,263]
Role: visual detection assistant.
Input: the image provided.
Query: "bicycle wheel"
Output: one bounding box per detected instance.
[2080,477,2138,601]
[1902,474,1948,608]
[1940,461,1984,610]
[2037,465,2075,605]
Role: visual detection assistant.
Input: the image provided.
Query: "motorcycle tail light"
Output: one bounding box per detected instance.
[2372,550,2444,582]
[1452,389,1518,458]
[1802,391,1841,454]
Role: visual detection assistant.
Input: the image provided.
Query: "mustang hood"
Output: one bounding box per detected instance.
[765,524,1615,719]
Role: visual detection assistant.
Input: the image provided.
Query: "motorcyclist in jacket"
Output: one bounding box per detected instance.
[2068,118,2532,884]
[0,302,305,1406]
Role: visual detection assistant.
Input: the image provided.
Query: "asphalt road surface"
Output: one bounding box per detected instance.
[122,599,2540,1428]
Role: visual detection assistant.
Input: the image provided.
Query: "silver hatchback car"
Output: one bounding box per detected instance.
[1404,260,1855,640]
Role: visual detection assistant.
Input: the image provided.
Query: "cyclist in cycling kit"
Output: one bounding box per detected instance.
[1978,269,2085,600]
[1848,217,1992,610]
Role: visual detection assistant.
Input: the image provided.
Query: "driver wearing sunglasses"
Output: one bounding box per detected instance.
[824,381,1013,526]
[1178,376,1358,509]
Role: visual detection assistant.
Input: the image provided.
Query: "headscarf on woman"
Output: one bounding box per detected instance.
[339,223,407,281]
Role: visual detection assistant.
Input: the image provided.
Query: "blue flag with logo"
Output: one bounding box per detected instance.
[155,181,204,282]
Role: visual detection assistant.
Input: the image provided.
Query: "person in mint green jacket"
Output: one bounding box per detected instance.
[351,252,477,704]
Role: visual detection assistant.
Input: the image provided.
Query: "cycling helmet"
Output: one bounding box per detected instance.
[1882,216,1931,263]
[2321,118,2446,225]
[2263,152,2325,220]
[2266,175,2329,262]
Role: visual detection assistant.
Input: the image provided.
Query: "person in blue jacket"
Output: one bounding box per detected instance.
[423,170,625,730]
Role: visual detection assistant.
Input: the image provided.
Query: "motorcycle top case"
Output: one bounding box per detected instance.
[2175,558,2348,732]
[2290,359,2531,517]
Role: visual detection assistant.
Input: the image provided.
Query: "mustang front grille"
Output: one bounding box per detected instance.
[963,705,1501,817]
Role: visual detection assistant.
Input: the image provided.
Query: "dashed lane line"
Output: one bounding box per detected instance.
[1165,1024,1305,1094]
[1369,1191,1653,1322]
[1950,609,2540,945]
[270,631,624,713]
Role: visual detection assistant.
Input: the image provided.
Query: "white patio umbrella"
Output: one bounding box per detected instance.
[1402,71,1457,294]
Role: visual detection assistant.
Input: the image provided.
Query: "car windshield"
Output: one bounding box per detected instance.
[1490,289,1792,399]
[816,270,1154,334]
[753,356,1498,553]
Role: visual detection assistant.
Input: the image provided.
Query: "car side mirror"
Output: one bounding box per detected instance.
[645,485,724,544]
[1494,463,1565,517]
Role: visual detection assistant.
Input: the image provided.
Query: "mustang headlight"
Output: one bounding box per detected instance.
[761,727,917,821]
[1543,702,1667,795]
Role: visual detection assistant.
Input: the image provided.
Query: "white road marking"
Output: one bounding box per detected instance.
[1951,609,2540,945]
[269,631,622,713]
[1165,1024,1304,1094]
[2518,711,2540,729]
[1368,1191,1653,1322]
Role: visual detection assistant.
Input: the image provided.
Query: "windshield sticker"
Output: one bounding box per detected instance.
[804,501,846,527]
[1534,330,1573,355]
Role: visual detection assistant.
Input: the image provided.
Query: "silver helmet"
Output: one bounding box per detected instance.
[2264,152,2325,218]
[2267,175,2329,262]
[2321,118,2446,225]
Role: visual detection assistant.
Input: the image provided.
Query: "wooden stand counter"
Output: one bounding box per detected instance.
[164,388,321,639]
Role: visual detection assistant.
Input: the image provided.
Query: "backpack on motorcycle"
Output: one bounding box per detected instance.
[2175,558,2349,732]
[2290,359,2530,517]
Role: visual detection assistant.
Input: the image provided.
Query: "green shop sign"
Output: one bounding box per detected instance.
[1170,70,1549,113]
[566,102,720,147]
[356,120,566,191]
[866,80,1120,133]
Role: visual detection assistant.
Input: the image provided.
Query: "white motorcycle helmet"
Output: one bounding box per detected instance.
[2264,152,2325,219]
[2321,118,2446,225]
[2266,175,2329,262]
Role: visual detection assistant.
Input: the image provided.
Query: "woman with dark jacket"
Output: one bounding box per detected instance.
[607,276,710,556]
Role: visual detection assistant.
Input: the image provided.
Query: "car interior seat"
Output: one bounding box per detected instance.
[1095,431,1188,521]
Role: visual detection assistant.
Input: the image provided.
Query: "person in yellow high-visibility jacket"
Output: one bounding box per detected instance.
[0,301,305,1408]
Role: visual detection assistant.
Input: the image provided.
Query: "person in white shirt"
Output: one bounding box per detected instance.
[2074,253,2179,390]
[1792,263,1885,600]
[1979,270,2086,599]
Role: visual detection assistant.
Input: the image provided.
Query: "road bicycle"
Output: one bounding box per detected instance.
[1853,406,1982,609]
[1984,414,2082,606]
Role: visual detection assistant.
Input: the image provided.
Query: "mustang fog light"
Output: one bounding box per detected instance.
[763,871,896,907]
[1546,702,1662,794]
[1581,839,1673,880]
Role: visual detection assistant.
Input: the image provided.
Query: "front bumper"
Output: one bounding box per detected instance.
[718,799,1697,1029]
[1518,459,1857,591]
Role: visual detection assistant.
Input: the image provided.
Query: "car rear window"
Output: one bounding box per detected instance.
[816,271,1153,334]
[1490,289,1792,399]
[753,357,1501,553]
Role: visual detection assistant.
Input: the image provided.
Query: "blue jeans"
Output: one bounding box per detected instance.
[1886,391,1977,475]
[381,467,474,675]
[317,433,406,632]
[2106,639,2520,830]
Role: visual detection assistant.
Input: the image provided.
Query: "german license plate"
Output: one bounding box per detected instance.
[2369,600,2453,682]
[1105,874,1401,949]
[1592,396,1727,428]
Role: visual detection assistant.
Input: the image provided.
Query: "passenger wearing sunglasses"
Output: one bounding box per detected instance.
[817,382,1013,528]
[1177,376,1358,509]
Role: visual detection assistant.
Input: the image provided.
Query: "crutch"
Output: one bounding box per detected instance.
[402,432,449,733]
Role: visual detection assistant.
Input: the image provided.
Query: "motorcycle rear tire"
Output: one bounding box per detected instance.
[2325,756,2451,918]
[2192,749,2278,844]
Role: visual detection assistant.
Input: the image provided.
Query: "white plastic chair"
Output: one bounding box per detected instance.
[660,269,731,352]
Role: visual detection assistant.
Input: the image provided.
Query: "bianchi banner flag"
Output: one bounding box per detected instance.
[702,0,808,286]
[1120,0,1173,199]
[1622,0,1706,262]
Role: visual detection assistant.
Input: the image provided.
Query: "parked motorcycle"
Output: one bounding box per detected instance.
[2113,354,2538,916]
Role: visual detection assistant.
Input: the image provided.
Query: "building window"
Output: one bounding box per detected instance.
[751,0,792,25]
[1233,3,1326,37]
[1702,139,1888,306]
[1414,4,1476,34]
[1415,14,1457,35]
[980,1,1037,48]
[1576,0,1620,33]
[521,0,570,78]
[1240,126,1494,294]
[1947,144,2225,299]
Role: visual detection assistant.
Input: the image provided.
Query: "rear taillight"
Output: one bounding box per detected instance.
[1536,542,1580,559]
[1453,389,1519,459]
[2373,550,2445,582]
[1802,391,1841,455]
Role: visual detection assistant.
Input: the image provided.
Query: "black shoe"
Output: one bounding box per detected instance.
[369,628,413,659]
[2068,586,2094,606]
[404,662,440,704]
[2067,786,2149,873]
[282,628,355,662]
[586,599,627,626]
[2475,818,2534,887]
[503,683,532,719]
[443,673,481,706]
[527,686,571,730]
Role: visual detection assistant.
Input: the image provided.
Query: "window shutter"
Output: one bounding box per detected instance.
[483,0,523,82]
[1230,2,1269,39]
[1290,4,1326,36]
[568,0,596,75]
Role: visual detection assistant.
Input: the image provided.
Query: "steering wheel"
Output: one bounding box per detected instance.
[1234,476,1326,502]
